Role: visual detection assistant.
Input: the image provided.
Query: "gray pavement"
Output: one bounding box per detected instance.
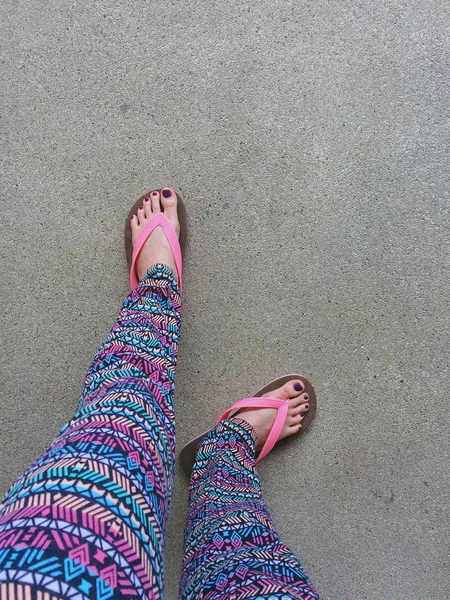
[1,1,449,598]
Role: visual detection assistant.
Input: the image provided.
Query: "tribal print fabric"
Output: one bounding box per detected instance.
[0,265,180,600]
[180,418,319,600]
[0,264,318,600]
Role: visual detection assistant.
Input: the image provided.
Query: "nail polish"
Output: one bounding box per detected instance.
[162,189,171,198]
[152,191,158,196]
[303,394,309,400]
[139,205,143,210]
[144,197,150,202]
[304,403,310,409]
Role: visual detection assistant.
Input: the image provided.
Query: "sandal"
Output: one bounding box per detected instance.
[124,188,188,292]
[180,374,316,476]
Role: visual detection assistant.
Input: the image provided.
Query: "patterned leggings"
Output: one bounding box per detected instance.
[0,266,318,600]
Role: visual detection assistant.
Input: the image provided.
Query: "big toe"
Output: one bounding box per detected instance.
[160,187,177,209]
[160,187,180,235]
[264,379,306,401]
[263,379,310,420]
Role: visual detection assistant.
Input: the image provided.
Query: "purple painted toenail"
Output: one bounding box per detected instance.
[294,383,303,392]
[162,189,171,198]
[139,205,143,210]
[144,197,150,202]
[303,394,309,400]
[304,403,310,409]
[152,191,158,196]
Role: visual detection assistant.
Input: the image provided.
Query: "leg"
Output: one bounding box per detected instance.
[0,188,182,599]
[180,383,319,600]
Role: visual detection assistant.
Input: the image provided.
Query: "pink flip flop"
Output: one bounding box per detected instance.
[124,188,187,292]
[180,374,317,476]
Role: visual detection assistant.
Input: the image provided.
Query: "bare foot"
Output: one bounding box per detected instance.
[130,187,180,281]
[235,380,310,450]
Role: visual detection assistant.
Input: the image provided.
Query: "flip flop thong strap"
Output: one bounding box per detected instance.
[217,397,289,462]
[129,213,183,293]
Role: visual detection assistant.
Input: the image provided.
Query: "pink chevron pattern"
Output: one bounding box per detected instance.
[68,543,90,566]
[179,418,320,599]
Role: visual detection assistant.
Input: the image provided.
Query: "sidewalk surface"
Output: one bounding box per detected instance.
[1,2,449,599]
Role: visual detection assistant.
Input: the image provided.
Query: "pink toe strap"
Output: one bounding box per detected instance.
[217,397,289,461]
[129,213,183,293]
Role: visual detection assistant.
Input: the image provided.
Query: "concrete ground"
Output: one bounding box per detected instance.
[1,1,449,598]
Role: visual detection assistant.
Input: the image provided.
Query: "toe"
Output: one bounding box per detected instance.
[161,187,176,202]
[290,393,309,410]
[279,380,305,400]
[160,187,178,211]
[292,380,305,394]
[289,413,303,425]
[137,204,146,225]
[130,214,139,231]
[287,423,302,435]
[298,393,309,405]
[291,400,309,416]
[151,190,161,214]
[143,195,152,218]
[160,187,180,236]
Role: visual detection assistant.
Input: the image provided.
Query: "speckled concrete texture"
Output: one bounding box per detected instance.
[1,1,449,598]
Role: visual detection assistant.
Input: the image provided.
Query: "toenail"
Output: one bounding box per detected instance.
[294,382,303,392]
[144,197,150,202]
[139,205,144,210]
[152,191,158,196]
[162,189,171,198]
[303,394,309,400]
[304,403,310,409]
